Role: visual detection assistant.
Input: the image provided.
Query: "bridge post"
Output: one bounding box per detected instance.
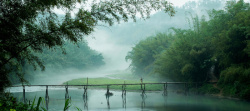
[141,88,146,110]
[140,77,143,90]
[122,94,126,108]
[45,85,49,110]
[83,78,88,97]
[122,81,126,108]
[122,81,126,97]
[107,85,110,94]
[163,83,167,96]
[23,86,26,104]
[65,82,70,100]
[141,84,146,97]
[83,86,87,97]
[105,85,111,109]
[45,85,49,100]
[83,81,88,111]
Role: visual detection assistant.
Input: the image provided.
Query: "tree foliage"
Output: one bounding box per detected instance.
[0,0,175,91]
[126,33,173,76]
[155,25,213,82]
[37,41,105,70]
[210,0,250,99]
[126,0,250,100]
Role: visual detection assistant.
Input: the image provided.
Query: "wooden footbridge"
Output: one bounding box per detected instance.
[10,79,216,110]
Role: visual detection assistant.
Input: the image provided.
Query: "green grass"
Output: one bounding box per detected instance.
[63,77,163,91]
[106,72,161,81]
[106,73,137,80]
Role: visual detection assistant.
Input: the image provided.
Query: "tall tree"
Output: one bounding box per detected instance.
[210,0,250,99]
[0,0,175,91]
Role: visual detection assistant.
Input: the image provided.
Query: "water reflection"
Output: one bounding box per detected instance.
[105,93,113,109]
[105,85,113,109]
[163,95,167,106]
[83,86,88,110]
[122,84,127,109]
[45,86,49,110]
[65,85,70,100]
[8,87,250,111]
[162,83,168,96]
[141,93,147,109]
[122,93,126,108]
[83,94,88,110]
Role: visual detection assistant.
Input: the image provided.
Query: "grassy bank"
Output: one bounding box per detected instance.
[63,77,163,91]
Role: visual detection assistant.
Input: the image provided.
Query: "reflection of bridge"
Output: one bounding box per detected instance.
[11,81,216,110]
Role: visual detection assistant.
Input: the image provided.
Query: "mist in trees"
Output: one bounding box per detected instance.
[126,0,249,100]
[1,0,249,102]
[87,0,225,72]
[0,0,175,91]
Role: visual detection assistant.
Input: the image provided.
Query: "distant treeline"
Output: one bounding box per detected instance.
[36,41,105,70]
[9,41,105,84]
[126,0,249,100]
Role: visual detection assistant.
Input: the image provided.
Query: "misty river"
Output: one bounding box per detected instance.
[6,75,250,111]
[7,87,250,111]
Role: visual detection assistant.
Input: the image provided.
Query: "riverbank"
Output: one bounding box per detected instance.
[63,72,169,91]
[63,77,163,91]
[63,72,247,101]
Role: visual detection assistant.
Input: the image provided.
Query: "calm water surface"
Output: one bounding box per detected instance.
[7,86,250,111]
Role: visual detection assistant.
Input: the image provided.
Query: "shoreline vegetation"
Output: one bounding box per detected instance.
[63,73,163,91]
[63,73,215,94]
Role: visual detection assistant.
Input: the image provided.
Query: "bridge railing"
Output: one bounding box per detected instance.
[11,81,217,87]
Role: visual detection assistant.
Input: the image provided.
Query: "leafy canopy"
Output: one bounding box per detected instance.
[0,0,175,91]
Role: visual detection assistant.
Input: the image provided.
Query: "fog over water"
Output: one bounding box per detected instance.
[43,0,249,77]
[5,1,250,111]
[26,0,250,85]
[27,0,232,85]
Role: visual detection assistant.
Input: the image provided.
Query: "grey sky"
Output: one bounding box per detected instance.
[53,0,250,71]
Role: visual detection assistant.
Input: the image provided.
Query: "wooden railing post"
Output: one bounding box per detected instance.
[107,85,110,95]
[65,82,70,100]
[140,77,143,90]
[45,85,49,110]
[163,83,167,96]
[122,81,126,108]
[83,77,88,97]
[122,81,126,97]
[23,86,26,103]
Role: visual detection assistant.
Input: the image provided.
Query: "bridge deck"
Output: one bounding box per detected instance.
[11,82,216,87]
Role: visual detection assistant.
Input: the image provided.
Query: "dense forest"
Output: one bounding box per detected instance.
[126,0,250,100]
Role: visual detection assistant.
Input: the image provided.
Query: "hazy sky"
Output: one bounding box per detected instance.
[85,0,208,71]
[54,0,250,71]
[54,0,200,15]
[169,0,199,6]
